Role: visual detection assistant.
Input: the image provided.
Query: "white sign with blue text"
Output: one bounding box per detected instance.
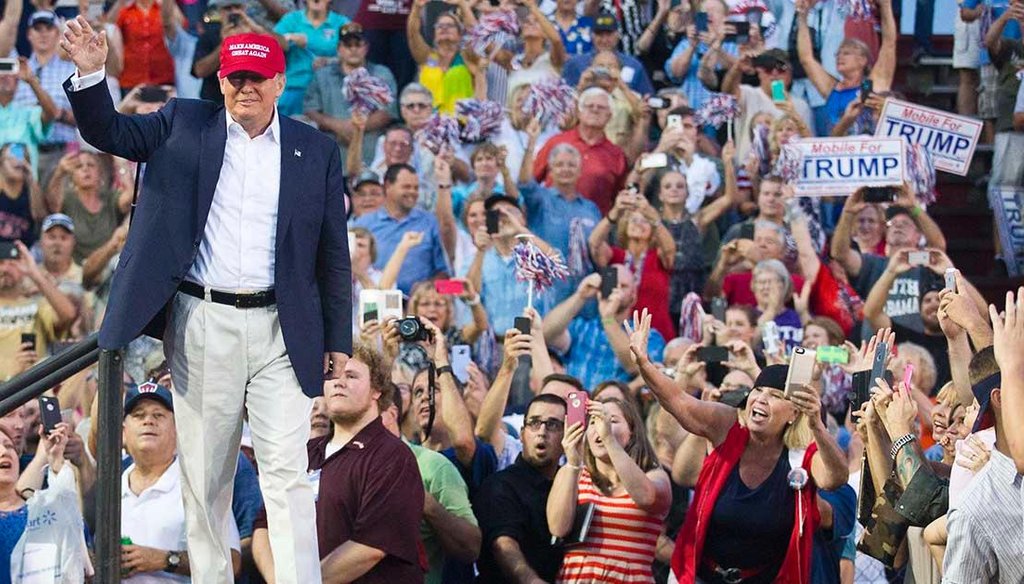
[875,98,982,176]
[793,137,905,197]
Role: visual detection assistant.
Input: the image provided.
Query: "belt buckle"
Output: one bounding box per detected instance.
[235,293,250,309]
[716,567,742,584]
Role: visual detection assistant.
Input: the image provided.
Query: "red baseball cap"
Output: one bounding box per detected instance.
[218,33,286,79]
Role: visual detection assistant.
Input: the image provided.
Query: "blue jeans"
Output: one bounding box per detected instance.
[914,0,935,51]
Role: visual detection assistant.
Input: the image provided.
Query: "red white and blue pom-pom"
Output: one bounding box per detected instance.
[522,78,577,127]
[678,293,705,343]
[567,218,592,276]
[728,0,778,40]
[416,114,461,155]
[774,144,804,183]
[695,92,741,129]
[464,9,520,56]
[836,0,873,22]
[455,99,503,143]
[513,238,570,292]
[904,142,937,205]
[342,67,394,115]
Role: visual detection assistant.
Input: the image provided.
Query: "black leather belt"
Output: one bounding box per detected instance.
[178,280,276,308]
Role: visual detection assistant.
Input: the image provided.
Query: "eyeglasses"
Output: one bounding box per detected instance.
[402,102,432,110]
[525,418,564,432]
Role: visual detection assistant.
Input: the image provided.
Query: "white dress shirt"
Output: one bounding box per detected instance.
[186,112,281,290]
[70,67,282,290]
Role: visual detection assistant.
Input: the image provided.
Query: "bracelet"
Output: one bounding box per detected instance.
[890,433,916,460]
[437,183,452,190]
[565,463,582,471]
[466,294,481,306]
[435,365,454,378]
[607,214,619,224]
[910,205,923,217]
[600,317,617,326]
[18,487,35,499]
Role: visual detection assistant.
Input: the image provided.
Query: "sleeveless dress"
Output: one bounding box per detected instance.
[557,469,665,583]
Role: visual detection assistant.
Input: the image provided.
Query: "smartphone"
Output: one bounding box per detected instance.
[870,341,889,391]
[908,251,930,267]
[902,363,914,394]
[860,78,873,102]
[451,345,471,384]
[944,268,957,292]
[486,209,501,235]
[727,21,750,44]
[784,347,816,398]
[863,186,898,203]
[816,345,850,364]
[666,114,682,130]
[591,66,612,80]
[761,321,780,355]
[695,11,709,32]
[719,386,751,408]
[0,241,16,260]
[227,12,241,26]
[619,66,636,84]
[6,143,26,161]
[600,267,618,299]
[711,297,727,322]
[514,316,531,335]
[646,96,667,109]
[640,152,668,169]
[0,58,17,76]
[566,391,589,429]
[738,222,755,241]
[697,346,729,363]
[849,370,872,417]
[770,79,786,102]
[434,279,465,295]
[137,85,169,104]
[20,332,36,347]
[39,396,62,435]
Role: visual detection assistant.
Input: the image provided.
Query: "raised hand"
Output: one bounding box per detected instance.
[990,287,1024,377]
[60,16,108,76]
[624,308,652,366]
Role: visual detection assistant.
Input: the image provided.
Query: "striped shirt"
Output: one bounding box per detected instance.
[942,449,1024,583]
[557,470,665,583]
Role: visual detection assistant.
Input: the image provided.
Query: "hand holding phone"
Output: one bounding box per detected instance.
[39,396,62,435]
[784,347,816,399]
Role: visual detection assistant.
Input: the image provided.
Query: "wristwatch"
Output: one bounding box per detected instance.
[164,551,182,573]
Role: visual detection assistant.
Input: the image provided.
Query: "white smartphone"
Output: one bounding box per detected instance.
[640,152,668,169]
[667,114,682,130]
[619,66,636,84]
[784,347,816,399]
[908,251,929,267]
[358,289,404,328]
[944,268,957,292]
[0,58,18,76]
[451,345,471,384]
[761,321,780,355]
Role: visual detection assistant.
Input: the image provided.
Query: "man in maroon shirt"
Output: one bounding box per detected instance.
[251,345,425,583]
[532,86,628,215]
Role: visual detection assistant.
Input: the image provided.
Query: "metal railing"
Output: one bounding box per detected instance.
[0,333,124,583]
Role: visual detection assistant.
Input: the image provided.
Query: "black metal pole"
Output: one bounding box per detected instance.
[0,348,99,417]
[95,349,124,584]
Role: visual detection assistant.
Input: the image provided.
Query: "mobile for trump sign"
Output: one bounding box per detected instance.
[875,98,982,176]
[792,137,905,197]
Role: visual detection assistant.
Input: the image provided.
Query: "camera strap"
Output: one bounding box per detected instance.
[423,362,437,440]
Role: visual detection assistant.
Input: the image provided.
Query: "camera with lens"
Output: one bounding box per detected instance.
[397,317,433,342]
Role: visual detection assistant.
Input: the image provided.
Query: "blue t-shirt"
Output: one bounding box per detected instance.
[0,506,28,581]
[273,11,350,90]
[554,15,594,56]
[823,85,860,135]
[812,485,858,584]
[963,0,1022,65]
[441,437,498,498]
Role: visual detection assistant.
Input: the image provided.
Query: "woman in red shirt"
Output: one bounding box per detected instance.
[589,188,677,339]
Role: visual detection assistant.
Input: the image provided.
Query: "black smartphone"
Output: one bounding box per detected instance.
[727,21,750,44]
[711,297,727,322]
[697,346,729,363]
[738,222,755,241]
[20,332,36,347]
[137,85,169,103]
[227,12,241,26]
[0,241,17,260]
[860,78,873,102]
[599,267,618,299]
[863,187,898,203]
[486,209,501,234]
[849,370,872,417]
[695,11,709,32]
[870,341,889,390]
[39,396,62,435]
[719,386,751,408]
[514,316,531,335]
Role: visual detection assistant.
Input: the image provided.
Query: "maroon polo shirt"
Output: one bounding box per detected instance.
[257,417,425,583]
[532,127,628,216]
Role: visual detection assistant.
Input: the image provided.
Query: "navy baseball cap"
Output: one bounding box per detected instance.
[970,372,1001,433]
[28,11,57,27]
[593,12,618,32]
[124,382,174,417]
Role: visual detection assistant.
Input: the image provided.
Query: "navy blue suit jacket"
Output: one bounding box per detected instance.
[64,77,352,397]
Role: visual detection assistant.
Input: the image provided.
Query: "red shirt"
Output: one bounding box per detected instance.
[354,0,412,31]
[533,128,628,216]
[611,246,676,340]
[722,271,805,308]
[117,1,176,89]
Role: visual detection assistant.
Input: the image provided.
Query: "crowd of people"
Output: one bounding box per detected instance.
[0,0,1023,581]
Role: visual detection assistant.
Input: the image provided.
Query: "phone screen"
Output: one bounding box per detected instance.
[600,267,618,299]
[514,316,531,335]
[770,80,786,102]
[711,297,727,322]
[695,12,708,31]
[486,209,501,234]
[697,346,728,363]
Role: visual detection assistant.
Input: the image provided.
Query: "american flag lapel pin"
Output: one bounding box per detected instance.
[294,149,302,157]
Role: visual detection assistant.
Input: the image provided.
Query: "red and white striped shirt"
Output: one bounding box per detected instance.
[557,470,665,583]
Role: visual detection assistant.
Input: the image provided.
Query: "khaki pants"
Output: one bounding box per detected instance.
[163,292,320,584]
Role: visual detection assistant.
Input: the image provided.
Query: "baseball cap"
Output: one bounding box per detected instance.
[593,12,618,32]
[970,371,1001,432]
[340,22,365,42]
[123,381,174,417]
[753,48,790,69]
[352,170,381,190]
[208,0,245,8]
[885,205,913,222]
[753,364,788,391]
[218,33,286,79]
[483,194,521,212]
[28,11,57,27]
[41,213,74,234]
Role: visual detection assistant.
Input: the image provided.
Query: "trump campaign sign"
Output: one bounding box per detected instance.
[792,137,905,197]
[876,98,982,176]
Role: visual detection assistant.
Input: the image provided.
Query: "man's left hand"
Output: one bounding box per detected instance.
[121,545,169,576]
[323,352,350,380]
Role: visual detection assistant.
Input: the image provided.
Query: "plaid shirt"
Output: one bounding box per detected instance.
[562,316,665,391]
[14,54,76,145]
